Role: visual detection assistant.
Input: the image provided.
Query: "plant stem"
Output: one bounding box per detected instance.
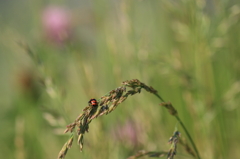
[154,93,201,159]
[175,115,200,159]
[153,93,165,103]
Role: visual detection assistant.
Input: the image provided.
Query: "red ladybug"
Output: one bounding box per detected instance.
[88,98,98,107]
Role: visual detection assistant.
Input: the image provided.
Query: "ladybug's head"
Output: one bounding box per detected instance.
[88,98,98,107]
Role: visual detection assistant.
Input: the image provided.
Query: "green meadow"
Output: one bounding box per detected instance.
[1,0,240,159]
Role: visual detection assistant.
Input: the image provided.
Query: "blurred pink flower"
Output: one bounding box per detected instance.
[111,119,142,147]
[42,6,72,45]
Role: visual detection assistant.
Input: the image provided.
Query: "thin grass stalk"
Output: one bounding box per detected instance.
[127,150,168,159]
[154,94,200,159]
[175,115,200,159]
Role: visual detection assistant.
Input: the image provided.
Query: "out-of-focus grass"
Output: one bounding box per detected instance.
[1,0,240,159]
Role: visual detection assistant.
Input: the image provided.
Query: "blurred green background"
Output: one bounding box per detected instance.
[1,0,240,159]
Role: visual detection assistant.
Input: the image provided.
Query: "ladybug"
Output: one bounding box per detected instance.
[88,98,98,107]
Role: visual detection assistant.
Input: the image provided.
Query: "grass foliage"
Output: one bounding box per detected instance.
[1,0,240,159]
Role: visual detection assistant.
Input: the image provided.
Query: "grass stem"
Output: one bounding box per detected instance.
[154,93,200,159]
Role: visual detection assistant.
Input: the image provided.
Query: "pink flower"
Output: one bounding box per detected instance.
[42,6,72,45]
[111,119,142,147]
